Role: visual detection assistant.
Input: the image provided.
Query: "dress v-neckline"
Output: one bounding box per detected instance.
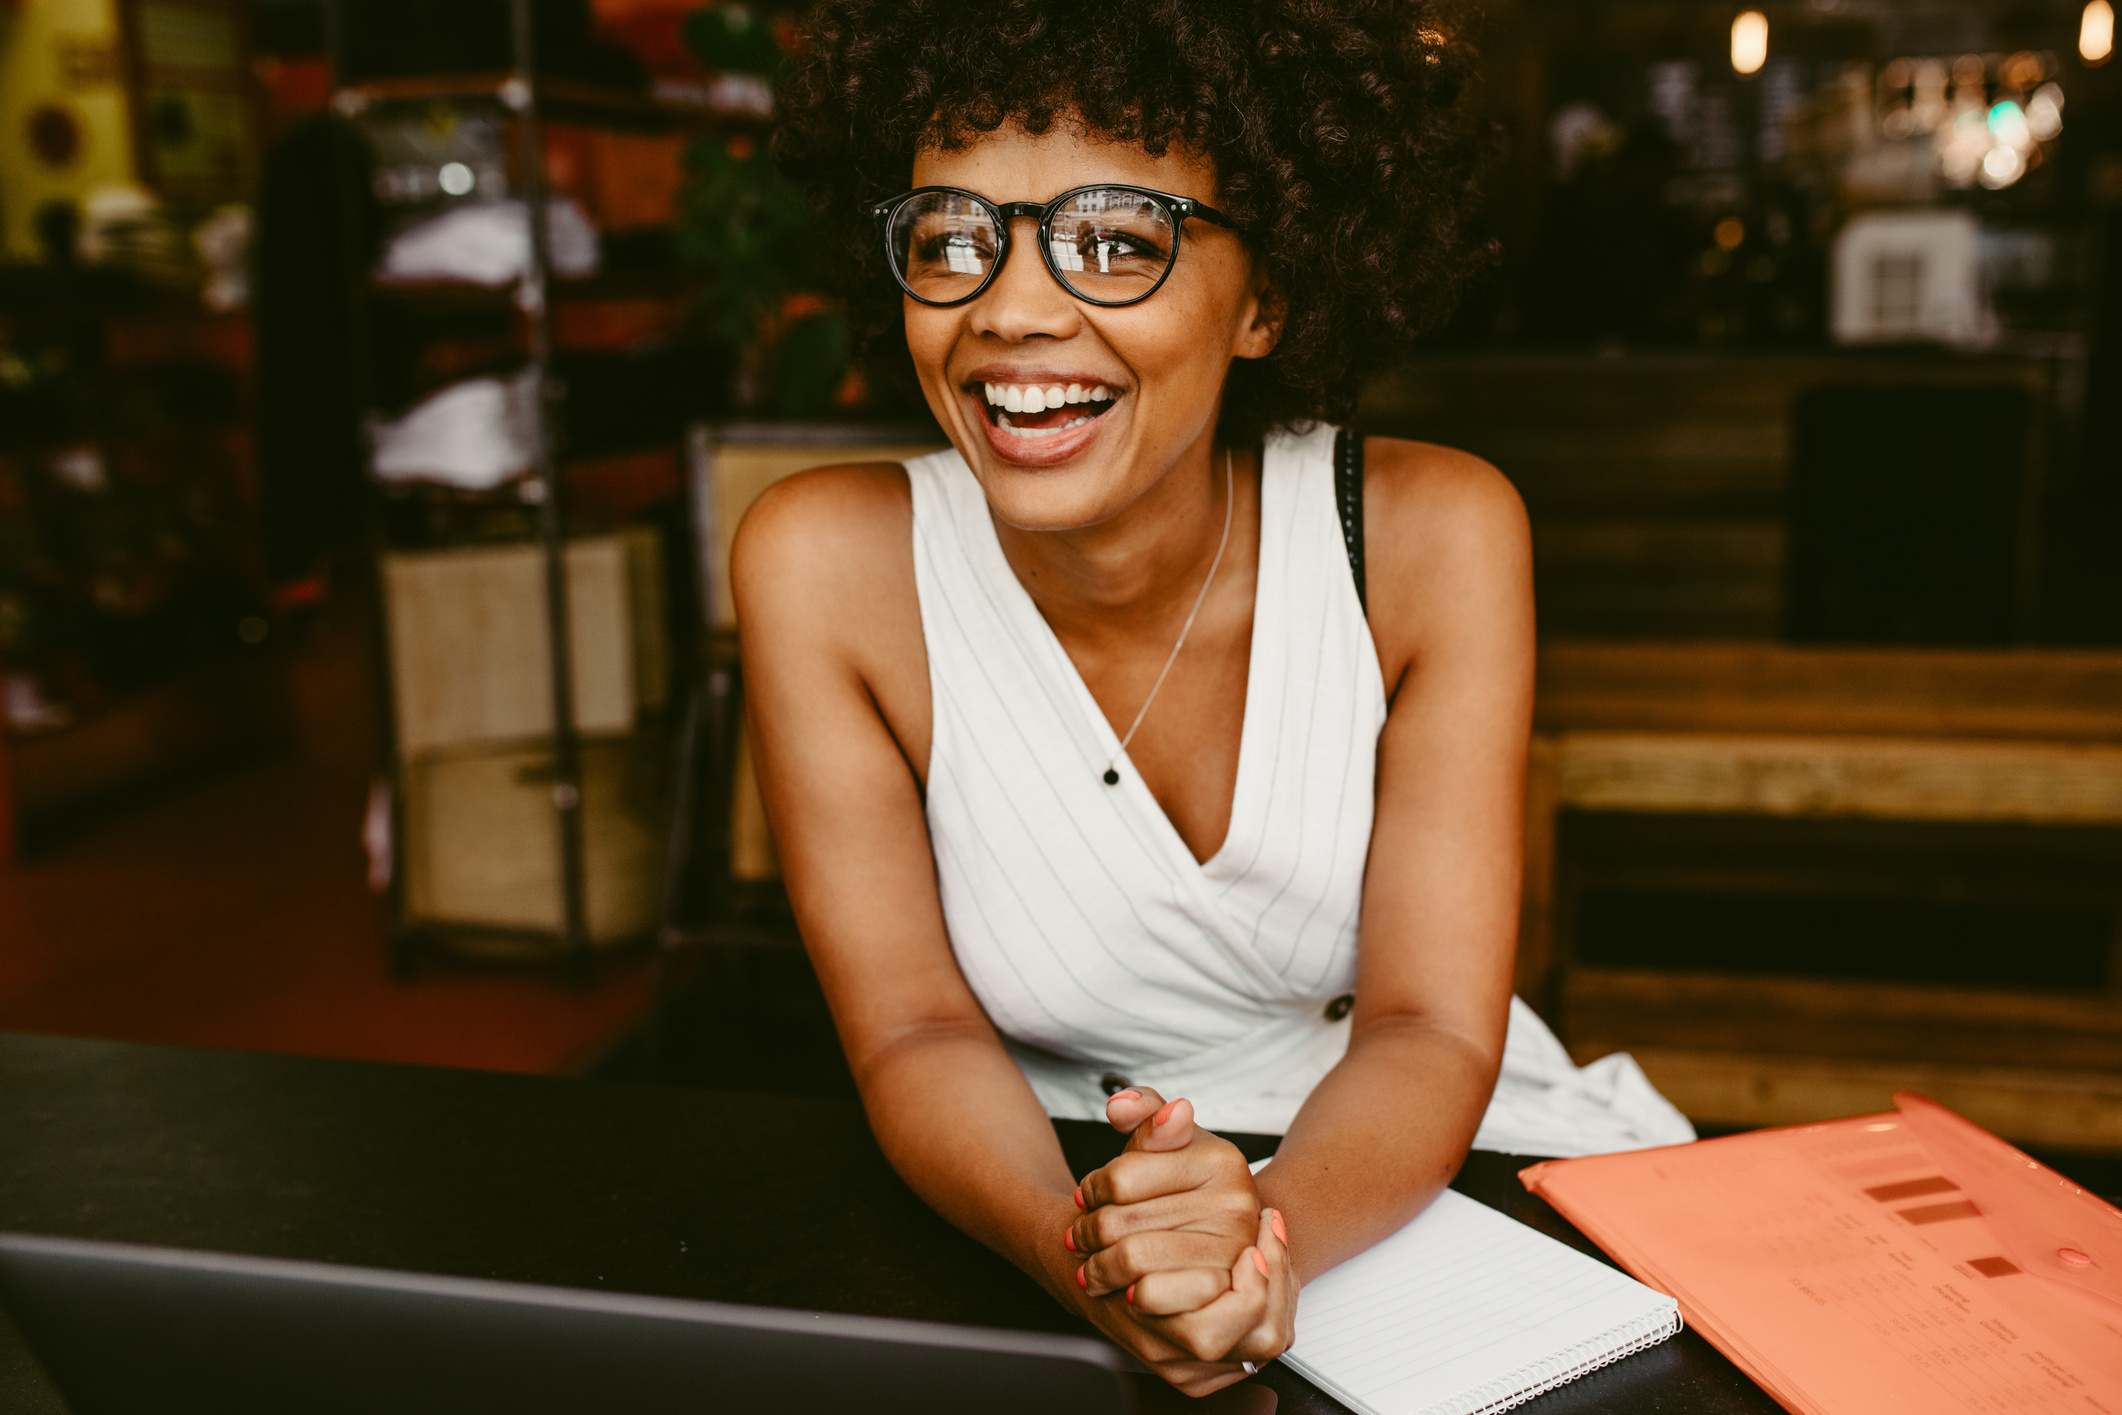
[965,445,1283,877]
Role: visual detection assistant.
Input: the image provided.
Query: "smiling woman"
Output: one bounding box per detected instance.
[730,0,1692,1399]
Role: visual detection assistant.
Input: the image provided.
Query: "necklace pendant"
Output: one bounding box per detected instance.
[1102,768,1120,786]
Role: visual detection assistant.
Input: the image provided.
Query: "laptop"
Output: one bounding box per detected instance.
[0,1232,1133,1414]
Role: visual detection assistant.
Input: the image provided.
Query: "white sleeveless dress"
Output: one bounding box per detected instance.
[906,424,1692,1157]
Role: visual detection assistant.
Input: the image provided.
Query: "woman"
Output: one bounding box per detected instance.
[737,1,1689,1396]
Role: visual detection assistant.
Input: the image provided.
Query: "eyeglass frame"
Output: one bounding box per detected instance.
[868,184,1240,309]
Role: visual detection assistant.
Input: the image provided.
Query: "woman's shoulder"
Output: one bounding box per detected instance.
[730,461,918,635]
[1359,434,1526,552]
[1356,435,1532,664]
[733,462,911,585]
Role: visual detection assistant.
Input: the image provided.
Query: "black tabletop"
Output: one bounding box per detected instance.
[0,1032,1778,1414]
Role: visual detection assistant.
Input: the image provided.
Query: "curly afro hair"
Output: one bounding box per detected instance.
[774,0,1490,442]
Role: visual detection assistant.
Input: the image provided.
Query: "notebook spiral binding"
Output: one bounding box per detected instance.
[1442,1307,1684,1415]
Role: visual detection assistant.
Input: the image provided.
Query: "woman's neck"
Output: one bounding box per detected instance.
[992,441,1259,644]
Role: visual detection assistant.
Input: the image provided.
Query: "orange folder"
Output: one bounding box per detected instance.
[1520,1093,2122,1415]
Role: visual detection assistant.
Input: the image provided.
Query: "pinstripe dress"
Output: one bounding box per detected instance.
[907,424,1696,1153]
[909,424,1374,1136]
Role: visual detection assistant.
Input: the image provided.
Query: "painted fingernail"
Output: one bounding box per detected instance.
[1153,1099,1180,1126]
[1126,1283,1137,1304]
[1076,1265,1089,1289]
[1270,1209,1287,1243]
[1113,1089,1140,1102]
[1064,1229,1076,1252]
[1073,1188,1085,1211]
[1250,1248,1270,1276]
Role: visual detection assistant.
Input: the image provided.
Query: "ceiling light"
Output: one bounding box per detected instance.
[1732,11,1769,74]
[2085,0,2115,64]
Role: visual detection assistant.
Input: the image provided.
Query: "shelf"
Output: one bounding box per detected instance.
[371,269,700,311]
[333,74,723,131]
[371,443,684,518]
[370,274,704,387]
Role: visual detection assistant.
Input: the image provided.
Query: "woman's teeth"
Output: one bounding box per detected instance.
[983,382,1114,414]
[995,412,1096,438]
[981,381,1115,439]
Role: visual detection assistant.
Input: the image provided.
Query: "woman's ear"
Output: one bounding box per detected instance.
[1233,264,1284,362]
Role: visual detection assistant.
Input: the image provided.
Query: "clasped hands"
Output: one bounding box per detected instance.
[1057,1087,1295,1396]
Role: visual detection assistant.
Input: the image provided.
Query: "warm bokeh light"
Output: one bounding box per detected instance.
[1980,143,2026,189]
[2085,0,2115,64]
[2027,82,2065,140]
[1731,11,1769,74]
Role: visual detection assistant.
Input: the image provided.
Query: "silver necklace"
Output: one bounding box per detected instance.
[1104,449,1235,786]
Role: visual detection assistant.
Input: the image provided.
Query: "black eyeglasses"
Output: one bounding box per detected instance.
[870,184,1238,309]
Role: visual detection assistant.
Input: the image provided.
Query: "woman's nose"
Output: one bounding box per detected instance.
[968,218,1081,341]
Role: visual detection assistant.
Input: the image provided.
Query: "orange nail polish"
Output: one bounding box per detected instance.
[1064,1229,1076,1252]
[1126,1283,1137,1304]
[1250,1248,1270,1277]
[1073,1188,1085,1211]
[1270,1209,1287,1243]
[1153,1099,1180,1126]
[1113,1089,1139,1102]
[1076,1265,1088,1289]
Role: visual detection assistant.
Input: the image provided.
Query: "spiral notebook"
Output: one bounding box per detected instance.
[1279,1188,1680,1415]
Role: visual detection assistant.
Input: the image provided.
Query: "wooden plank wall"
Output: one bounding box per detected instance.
[1359,353,2055,640]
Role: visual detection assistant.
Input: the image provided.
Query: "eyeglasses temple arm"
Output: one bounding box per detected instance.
[1180,200,1239,229]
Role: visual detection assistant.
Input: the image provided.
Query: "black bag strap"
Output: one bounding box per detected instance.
[1332,427,1367,616]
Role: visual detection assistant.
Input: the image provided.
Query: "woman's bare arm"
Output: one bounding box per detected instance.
[733,466,1286,1391]
[734,466,1076,1269]
[1251,438,1534,1285]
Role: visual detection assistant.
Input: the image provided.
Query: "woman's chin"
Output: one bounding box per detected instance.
[976,403,1115,468]
[975,450,1139,533]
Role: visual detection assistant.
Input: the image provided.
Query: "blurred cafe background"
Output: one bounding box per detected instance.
[0,0,2119,1186]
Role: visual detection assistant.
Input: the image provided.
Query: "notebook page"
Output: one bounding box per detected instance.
[1280,1189,1680,1415]
[1523,1116,2122,1415]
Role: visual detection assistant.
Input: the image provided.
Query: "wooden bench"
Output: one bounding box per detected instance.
[1520,642,2122,1150]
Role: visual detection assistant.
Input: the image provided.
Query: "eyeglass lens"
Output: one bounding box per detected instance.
[888,188,1178,304]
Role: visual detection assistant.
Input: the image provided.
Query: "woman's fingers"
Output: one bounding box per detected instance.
[1150,1239,1272,1361]
[1226,1207,1297,1367]
[1126,1265,1233,1316]
[1080,1289,1250,1398]
[1079,1229,1245,1296]
[1069,1181,1259,1255]
[1076,1135,1249,1210]
[1073,1214,1286,1395]
[1068,1191,1194,1255]
[1102,1086,1163,1134]
[1153,1359,1255,1400]
[1128,1095,1195,1153]
[1263,1207,1296,1353]
[1142,1209,1295,1367]
[1095,1086,1195,1150]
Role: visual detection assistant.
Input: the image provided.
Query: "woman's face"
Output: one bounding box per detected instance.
[904,121,1277,533]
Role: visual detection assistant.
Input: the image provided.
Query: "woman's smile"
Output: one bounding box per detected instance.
[962,366,1126,466]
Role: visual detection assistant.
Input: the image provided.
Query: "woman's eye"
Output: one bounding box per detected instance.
[1072,229,1164,273]
[912,232,993,273]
